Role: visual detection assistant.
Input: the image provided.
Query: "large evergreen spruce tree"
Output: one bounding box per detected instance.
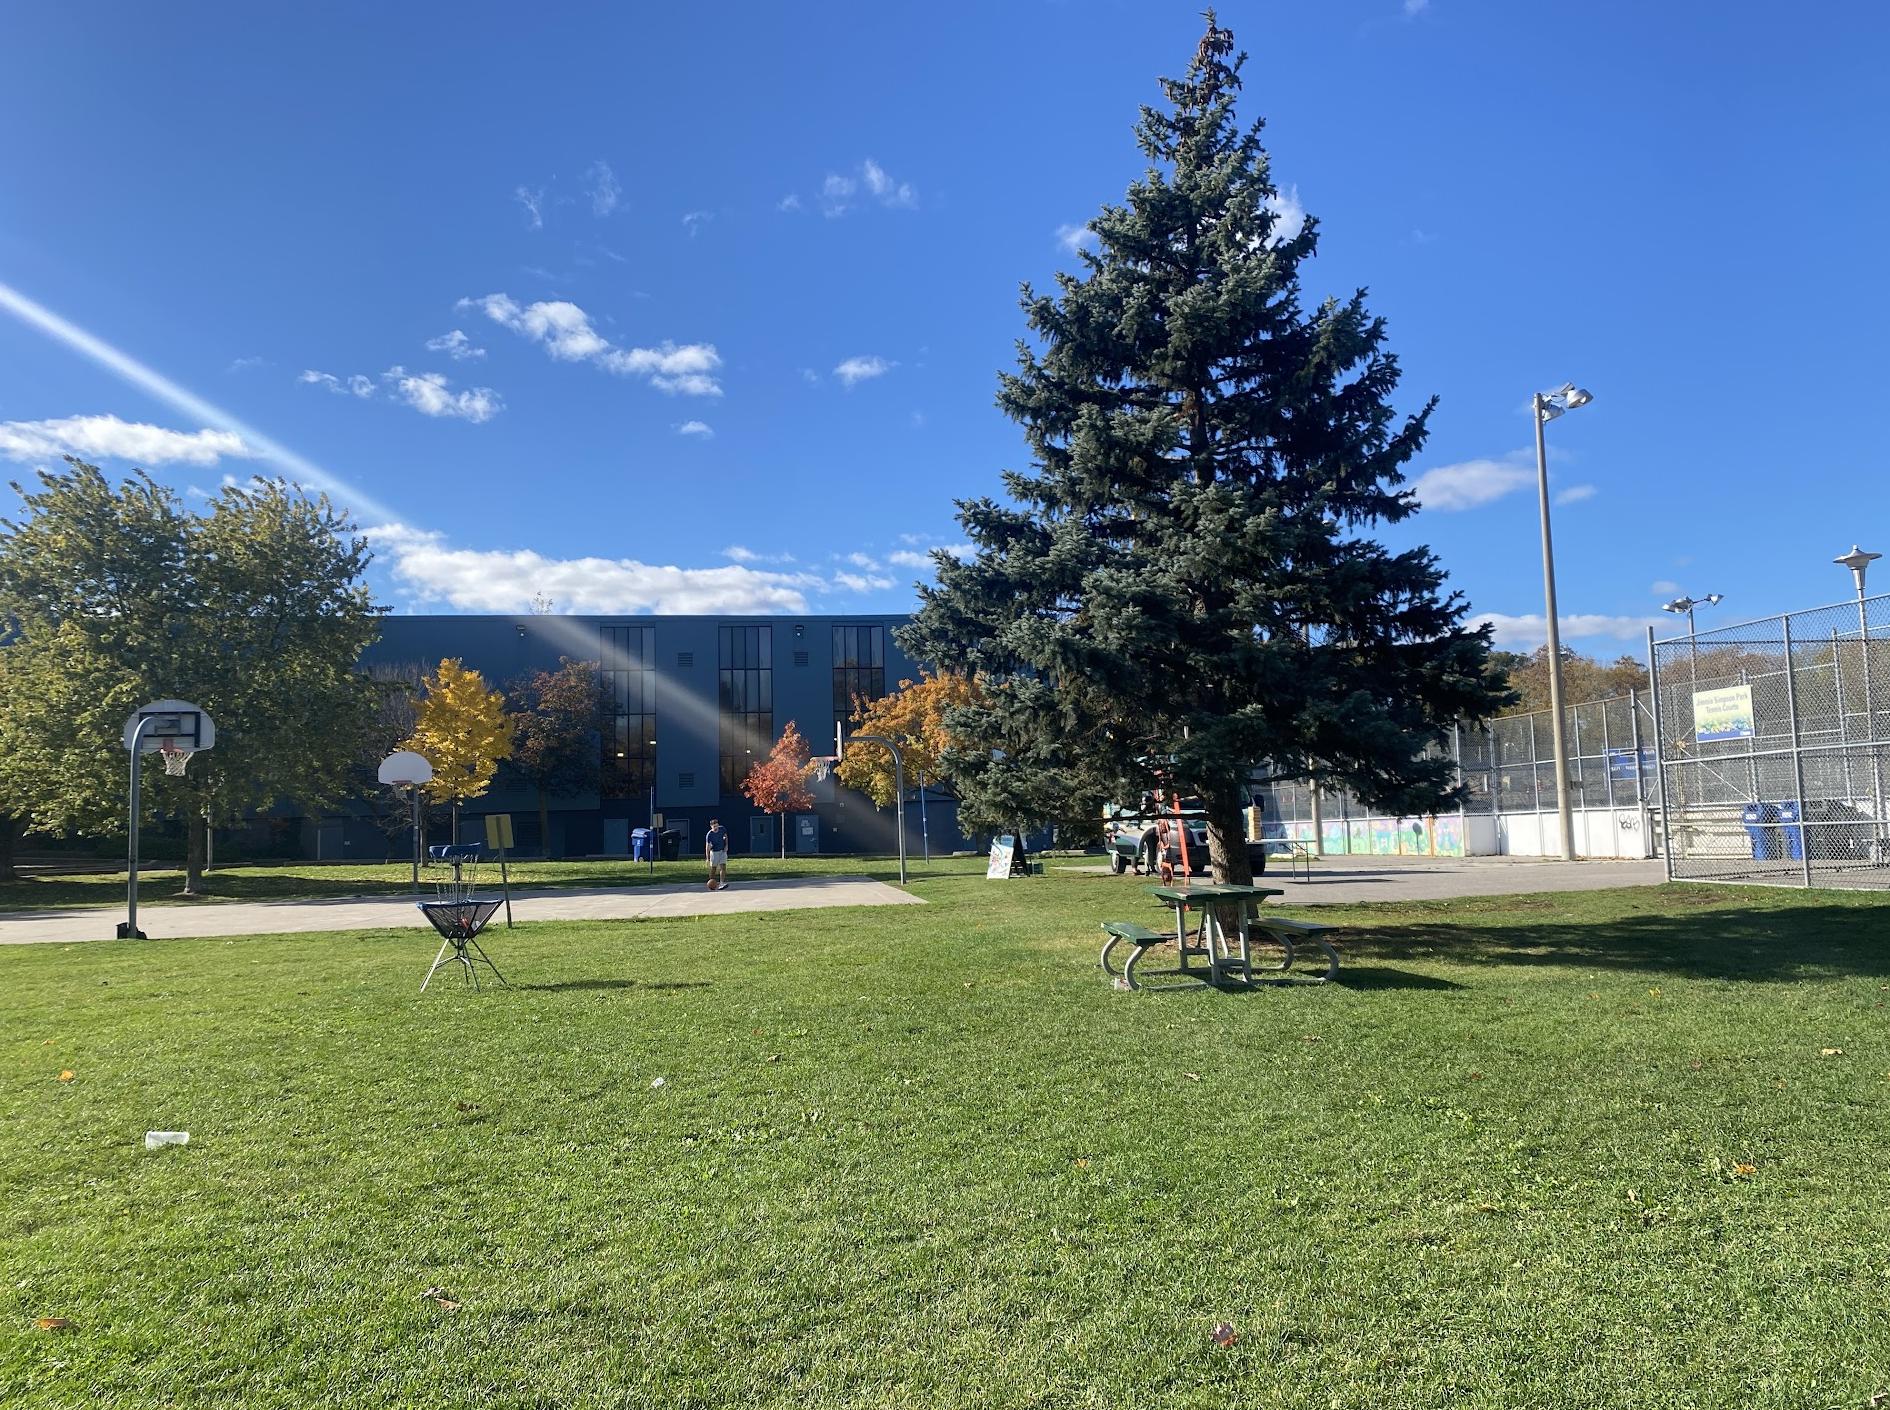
[901,13,1511,882]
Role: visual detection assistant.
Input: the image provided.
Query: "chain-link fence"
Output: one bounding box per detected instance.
[1258,690,1659,859]
[1651,593,1890,888]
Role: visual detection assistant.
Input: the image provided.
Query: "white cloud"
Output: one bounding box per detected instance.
[1554,483,1598,506]
[586,160,621,217]
[888,549,931,568]
[227,355,267,373]
[845,552,880,569]
[462,293,723,396]
[1410,453,1534,511]
[723,545,797,566]
[800,368,821,386]
[1651,580,1682,597]
[833,570,894,593]
[1055,222,1098,254]
[301,366,501,423]
[383,367,502,423]
[1469,612,1663,652]
[0,414,253,467]
[861,158,917,209]
[681,210,713,236]
[940,542,974,560]
[1263,185,1308,247]
[1403,0,1431,15]
[778,193,803,213]
[834,355,893,387]
[676,420,714,438]
[514,185,545,230]
[370,523,829,614]
[425,329,486,361]
[819,160,916,217]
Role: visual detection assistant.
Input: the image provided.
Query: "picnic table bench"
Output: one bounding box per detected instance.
[1101,882,1341,990]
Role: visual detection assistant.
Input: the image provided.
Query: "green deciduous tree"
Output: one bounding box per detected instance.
[404,659,512,843]
[509,657,604,858]
[0,462,384,892]
[901,14,1511,883]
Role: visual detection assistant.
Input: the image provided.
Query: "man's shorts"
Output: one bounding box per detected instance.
[709,851,727,868]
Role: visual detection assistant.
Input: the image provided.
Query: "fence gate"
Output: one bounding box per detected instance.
[1650,592,1890,889]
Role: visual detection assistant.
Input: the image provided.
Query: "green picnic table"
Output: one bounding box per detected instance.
[1099,882,1343,990]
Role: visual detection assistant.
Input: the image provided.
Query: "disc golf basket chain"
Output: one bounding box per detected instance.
[417,844,509,993]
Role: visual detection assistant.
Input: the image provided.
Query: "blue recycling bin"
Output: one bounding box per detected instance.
[630,827,653,862]
[1741,802,1778,860]
[1774,801,1805,861]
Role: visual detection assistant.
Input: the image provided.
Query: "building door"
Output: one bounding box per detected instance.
[795,814,820,853]
[602,818,629,855]
[749,815,775,854]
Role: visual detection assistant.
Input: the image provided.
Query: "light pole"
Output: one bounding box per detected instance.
[1835,545,1884,849]
[647,739,658,875]
[1661,592,1724,691]
[1532,380,1594,860]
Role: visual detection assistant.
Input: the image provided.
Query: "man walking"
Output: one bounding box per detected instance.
[704,817,729,891]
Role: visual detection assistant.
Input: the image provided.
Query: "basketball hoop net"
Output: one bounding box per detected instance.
[157,740,195,776]
[812,756,837,782]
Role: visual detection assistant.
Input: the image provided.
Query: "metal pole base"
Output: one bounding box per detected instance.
[419,934,511,993]
[115,921,146,940]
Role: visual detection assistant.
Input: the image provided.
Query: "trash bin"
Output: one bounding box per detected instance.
[630,827,652,862]
[1740,802,1778,860]
[1775,801,1805,862]
[658,828,681,861]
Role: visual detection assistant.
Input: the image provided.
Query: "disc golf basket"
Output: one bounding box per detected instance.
[417,844,509,993]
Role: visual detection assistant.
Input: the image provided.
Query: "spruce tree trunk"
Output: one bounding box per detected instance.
[1204,787,1254,887]
[0,813,23,882]
[184,813,209,896]
[451,801,460,845]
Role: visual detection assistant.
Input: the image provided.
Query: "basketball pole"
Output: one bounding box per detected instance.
[121,716,156,940]
[410,785,422,893]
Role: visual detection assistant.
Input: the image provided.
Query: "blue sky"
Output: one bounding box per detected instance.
[2,1,1886,654]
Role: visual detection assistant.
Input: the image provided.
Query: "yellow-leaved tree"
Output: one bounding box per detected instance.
[836,671,981,807]
[404,658,513,843]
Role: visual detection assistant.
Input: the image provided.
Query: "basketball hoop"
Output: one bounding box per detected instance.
[157,740,194,776]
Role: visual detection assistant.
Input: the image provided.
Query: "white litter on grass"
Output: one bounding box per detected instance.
[649,1077,666,1090]
[145,1131,189,1150]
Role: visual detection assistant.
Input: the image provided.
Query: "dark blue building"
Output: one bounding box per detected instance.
[344,612,967,860]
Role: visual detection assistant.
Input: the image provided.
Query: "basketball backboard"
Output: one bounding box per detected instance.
[378,750,434,786]
[122,700,216,753]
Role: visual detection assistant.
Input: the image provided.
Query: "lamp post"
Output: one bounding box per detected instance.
[1835,545,1884,847]
[1661,593,1724,691]
[1531,381,1594,861]
[647,739,658,875]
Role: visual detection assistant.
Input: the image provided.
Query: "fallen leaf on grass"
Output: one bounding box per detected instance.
[1210,1321,1239,1349]
[1467,1071,1484,1081]
[36,1317,70,1332]
[1821,1048,1845,1057]
[1301,1035,1322,1044]
[1074,1158,1091,1169]
[41,1038,55,1047]
[419,1286,460,1310]
[1184,1072,1201,1082]
[649,1077,666,1089]
[56,1071,74,1083]
[1731,1162,1757,1177]
[766,1054,782,1064]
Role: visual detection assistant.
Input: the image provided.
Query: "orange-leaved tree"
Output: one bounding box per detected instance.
[742,720,819,858]
[836,671,981,807]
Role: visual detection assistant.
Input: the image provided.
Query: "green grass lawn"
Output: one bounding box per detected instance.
[4,871,1889,1408]
[0,853,933,911]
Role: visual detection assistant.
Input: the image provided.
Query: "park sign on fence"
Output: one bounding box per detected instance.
[1692,684,1757,743]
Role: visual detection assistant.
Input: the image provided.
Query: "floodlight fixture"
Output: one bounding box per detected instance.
[1835,544,1882,599]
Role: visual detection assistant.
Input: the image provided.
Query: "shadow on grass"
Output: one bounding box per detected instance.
[521,979,713,993]
[1334,965,1465,991]
[1346,902,1890,982]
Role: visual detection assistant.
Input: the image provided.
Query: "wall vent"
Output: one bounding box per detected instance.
[678,771,696,789]
[793,650,810,667]
[676,651,694,668]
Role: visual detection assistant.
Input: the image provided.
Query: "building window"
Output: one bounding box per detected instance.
[718,625,773,795]
[833,624,887,743]
[600,625,655,800]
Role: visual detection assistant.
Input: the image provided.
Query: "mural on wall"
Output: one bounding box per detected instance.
[1399,818,1428,854]
[1432,816,1466,857]
[1369,820,1396,855]
[1348,820,1370,855]
[1321,821,1348,854]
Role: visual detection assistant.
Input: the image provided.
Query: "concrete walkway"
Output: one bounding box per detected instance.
[1060,854,1666,906]
[0,874,924,946]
